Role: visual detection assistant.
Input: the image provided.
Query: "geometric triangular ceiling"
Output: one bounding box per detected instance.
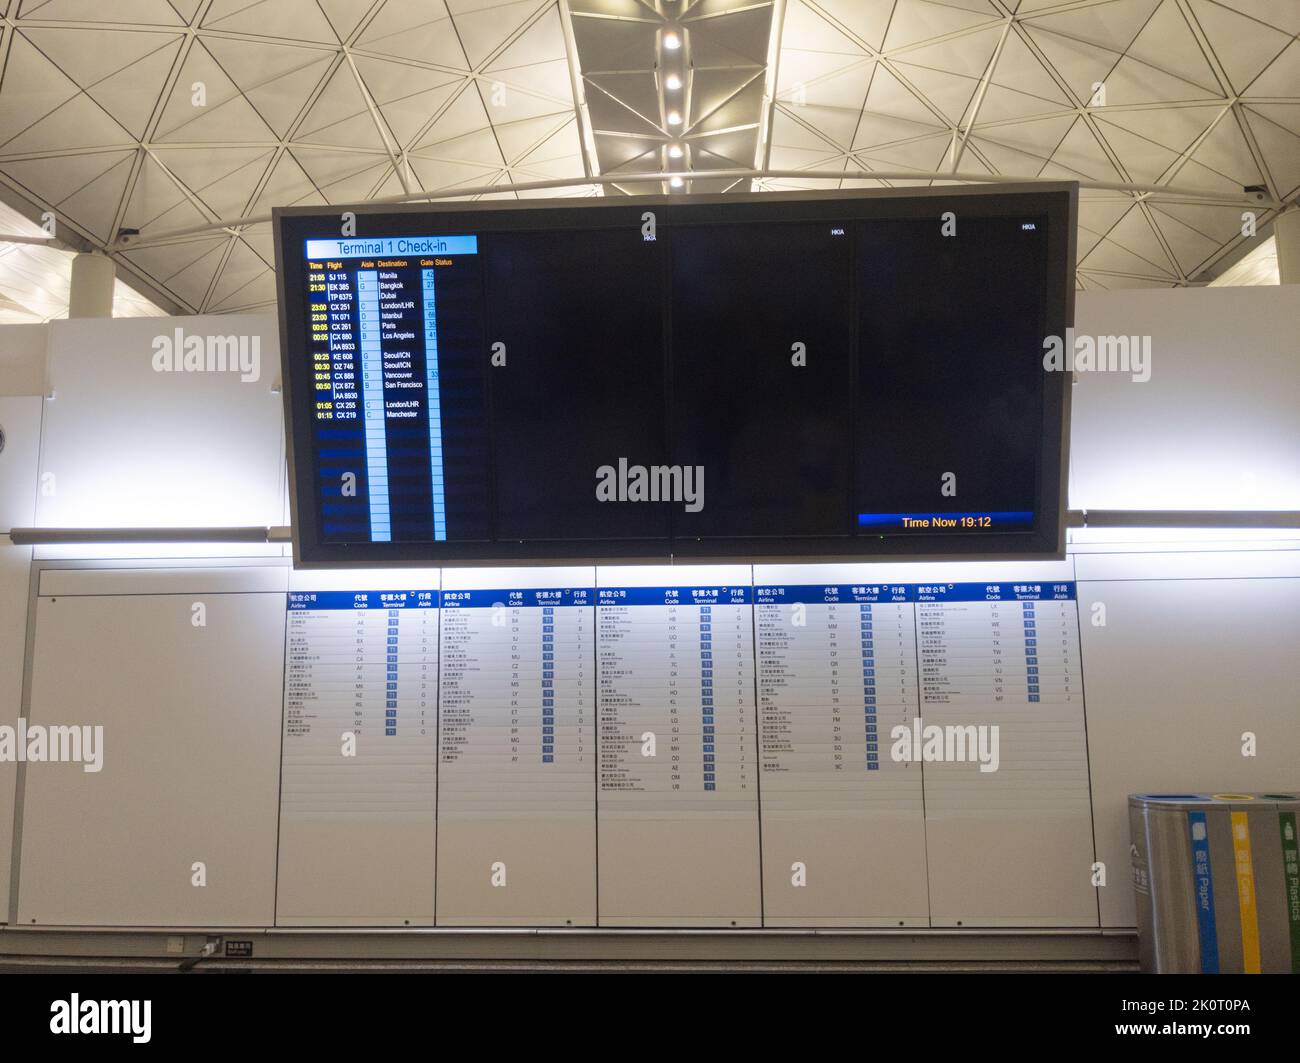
[765,0,1300,290]
[0,0,1293,312]
[0,0,592,314]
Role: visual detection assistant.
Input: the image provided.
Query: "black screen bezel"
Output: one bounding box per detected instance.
[275,184,1075,568]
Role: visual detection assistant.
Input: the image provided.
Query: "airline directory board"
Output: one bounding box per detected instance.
[275,186,1074,566]
[276,564,1096,927]
[435,568,596,924]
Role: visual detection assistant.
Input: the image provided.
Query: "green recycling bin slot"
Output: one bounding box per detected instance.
[1129,792,1300,973]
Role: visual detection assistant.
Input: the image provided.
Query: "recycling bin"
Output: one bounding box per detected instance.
[1130,792,1300,973]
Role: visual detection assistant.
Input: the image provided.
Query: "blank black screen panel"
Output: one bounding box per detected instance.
[486,229,668,542]
[854,216,1047,534]
[670,221,853,539]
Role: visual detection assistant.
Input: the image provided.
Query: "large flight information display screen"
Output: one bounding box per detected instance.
[276,186,1074,566]
[304,235,490,544]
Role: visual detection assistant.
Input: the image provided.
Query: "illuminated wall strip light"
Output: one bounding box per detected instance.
[7,513,1300,546]
[6,527,275,545]
[1065,511,1300,529]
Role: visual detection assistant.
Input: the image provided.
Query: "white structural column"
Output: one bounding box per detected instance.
[1273,208,1300,285]
[68,252,115,317]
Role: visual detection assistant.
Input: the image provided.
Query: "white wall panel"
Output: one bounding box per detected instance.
[36,314,282,531]
[1077,573,1300,928]
[0,323,48,397]
[17,591,284,926]
[1072,287,1300,511]
[0,395,40,922]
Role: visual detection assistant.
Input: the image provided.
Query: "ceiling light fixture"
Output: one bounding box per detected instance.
[670,176,684,189]
[667,111,682,126]
[668,144,684,159]
[665,73,682,91]
[663,31,681,50]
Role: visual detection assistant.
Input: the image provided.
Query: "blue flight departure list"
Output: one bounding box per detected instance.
[304,236,490,544]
